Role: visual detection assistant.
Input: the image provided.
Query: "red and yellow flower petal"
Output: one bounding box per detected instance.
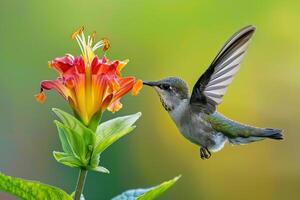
[109,77,120,92]
[132,79,143,96]
[74,56,85,74]
[91,56,101,74]
[71,74,87,122]
[64,77,75,89]
[101,94,113,112]
[48,55,75,75]
[108,100,123,113]
[40,80,72,100]
[102,56,107,63]
[111,77,135,101]
[116,59,129,76]
[100,61,119,75]
[91,57,120,76]
[92,74,110,106]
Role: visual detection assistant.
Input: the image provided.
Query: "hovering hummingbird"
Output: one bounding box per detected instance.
[143,25,283,159]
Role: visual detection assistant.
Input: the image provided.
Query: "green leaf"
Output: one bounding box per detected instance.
[52,108,96,148]
[112,175,181,200]
[53,151,83,168]
[55,121,73,154]
[93,126,136,156]
[55,121,86,163]
[53,108,99,169]
[0,172,72,200]
[90,166,110,174]
[52,109,142,173]
[89,153,100,169]
[88,110,102,132]
[94,112,141,155]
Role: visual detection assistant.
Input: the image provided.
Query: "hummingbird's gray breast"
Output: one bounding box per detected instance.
[169,99,227,152]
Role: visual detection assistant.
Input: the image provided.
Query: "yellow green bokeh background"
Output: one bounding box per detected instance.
[1,0,300,199]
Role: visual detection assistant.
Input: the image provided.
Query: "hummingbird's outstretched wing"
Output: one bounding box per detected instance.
[190,25,256,114]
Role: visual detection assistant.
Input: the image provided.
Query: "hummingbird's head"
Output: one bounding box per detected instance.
[143,77,189,111]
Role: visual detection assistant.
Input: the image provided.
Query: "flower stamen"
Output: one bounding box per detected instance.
[91,31,96,43]
[71,27,111,66]
[102,37,110,51]
[71,26,84,40]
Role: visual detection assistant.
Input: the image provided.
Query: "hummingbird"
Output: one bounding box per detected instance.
[143,25,283,159]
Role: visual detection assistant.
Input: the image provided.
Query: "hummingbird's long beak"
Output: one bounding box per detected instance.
[143,81,159,87]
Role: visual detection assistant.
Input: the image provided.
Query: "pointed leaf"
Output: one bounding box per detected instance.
[94,112,141,155]
[96,112,141,142]
[52,108,85,130]
[53,151,83,168]
[112,175,181,200]
[55,121,73,154]
[55,121,86,162]
[94,126,135,155]
[88,110,103,132]
[90,166,110,174]
[89,153,100,169]
[53,108,96,147]
[0,172,72,200]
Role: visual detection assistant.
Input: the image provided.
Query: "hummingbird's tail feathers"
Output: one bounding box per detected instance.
[207,112,284,145]
[259,128,284,140]
[227,128,283,145]
[228,136,264,145]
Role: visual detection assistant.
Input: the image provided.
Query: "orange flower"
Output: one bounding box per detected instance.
[35,27,142,127]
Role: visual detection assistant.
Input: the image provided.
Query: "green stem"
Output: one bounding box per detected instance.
[74,169,87,200]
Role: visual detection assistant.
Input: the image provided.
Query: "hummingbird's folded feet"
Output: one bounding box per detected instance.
[200,147,211,160]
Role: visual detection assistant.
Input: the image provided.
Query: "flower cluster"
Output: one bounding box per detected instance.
[35,27,142,126]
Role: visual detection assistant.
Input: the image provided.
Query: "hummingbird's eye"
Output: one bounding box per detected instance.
[161,84,171,90]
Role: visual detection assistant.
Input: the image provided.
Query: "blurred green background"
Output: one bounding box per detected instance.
[1,0,300,199]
